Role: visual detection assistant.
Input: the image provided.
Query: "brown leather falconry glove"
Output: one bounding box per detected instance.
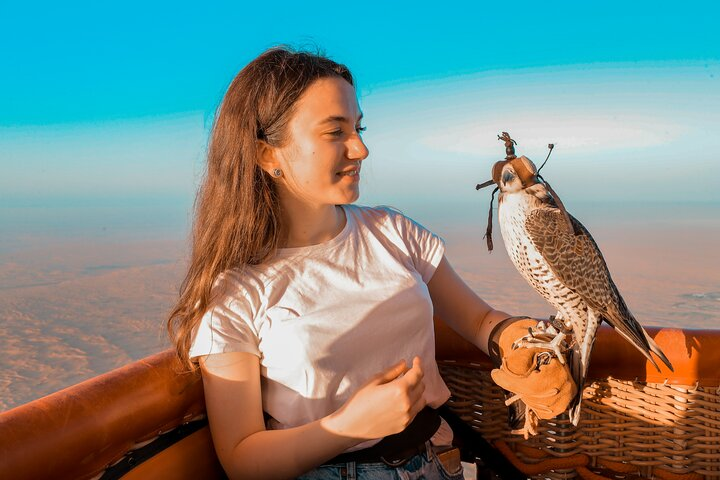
[489,318,576,438]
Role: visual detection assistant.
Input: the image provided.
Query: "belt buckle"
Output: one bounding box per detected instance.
[380,455,411,468]
[380,442,426,467]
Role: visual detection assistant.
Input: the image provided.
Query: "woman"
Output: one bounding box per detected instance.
[167,47,568,480]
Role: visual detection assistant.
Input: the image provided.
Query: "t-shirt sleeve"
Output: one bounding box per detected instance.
[188,274,261,360]
[383,208,446,283]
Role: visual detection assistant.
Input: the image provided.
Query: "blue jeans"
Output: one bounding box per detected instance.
[296,442,464,480]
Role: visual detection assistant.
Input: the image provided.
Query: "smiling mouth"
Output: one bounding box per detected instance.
[337,169,360,177]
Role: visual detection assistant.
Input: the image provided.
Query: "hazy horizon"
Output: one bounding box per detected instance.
[1,199,718,411]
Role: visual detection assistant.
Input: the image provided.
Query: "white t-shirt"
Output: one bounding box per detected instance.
[189,204,451,447]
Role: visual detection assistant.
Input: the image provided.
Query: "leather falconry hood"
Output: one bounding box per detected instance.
[476,132,576,251]
[478,132,540,189]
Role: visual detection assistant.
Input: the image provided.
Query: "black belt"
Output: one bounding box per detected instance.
[324,407,441,466]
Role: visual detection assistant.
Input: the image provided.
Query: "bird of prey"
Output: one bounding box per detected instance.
[477,132,674,425]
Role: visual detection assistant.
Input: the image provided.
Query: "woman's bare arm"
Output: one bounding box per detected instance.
[427,255,511,355]
[200,352,427,480]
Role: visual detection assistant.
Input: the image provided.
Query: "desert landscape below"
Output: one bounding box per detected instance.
[1,201,718,411]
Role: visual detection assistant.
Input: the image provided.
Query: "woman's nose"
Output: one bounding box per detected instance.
[347,135,369,160]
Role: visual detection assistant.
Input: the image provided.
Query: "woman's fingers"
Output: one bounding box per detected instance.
[409,370,426,398]
[405,381,428,423]
[371,359,408,385]
[375,357,427,416]
[402,356,424,387]
[402,357,426,419]
[412,356,423,374]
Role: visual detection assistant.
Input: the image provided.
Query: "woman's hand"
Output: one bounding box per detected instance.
[323,356,427,441]
[489,318,576,437]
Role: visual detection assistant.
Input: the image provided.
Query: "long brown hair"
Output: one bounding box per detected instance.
[167,47,353,368]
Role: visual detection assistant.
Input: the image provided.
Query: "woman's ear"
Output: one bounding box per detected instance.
[256,140,279,175]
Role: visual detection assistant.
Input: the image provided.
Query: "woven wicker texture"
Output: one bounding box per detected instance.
[438,361,720,480]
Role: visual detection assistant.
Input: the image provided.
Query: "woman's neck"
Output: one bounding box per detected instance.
[280,202,346,248]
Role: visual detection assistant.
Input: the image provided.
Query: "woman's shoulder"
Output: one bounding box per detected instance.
[344,204,434,247]
[344,203,407,226]
[210,266,267,302]
[347,203,430,232]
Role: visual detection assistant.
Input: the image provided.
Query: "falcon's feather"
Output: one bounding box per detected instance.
[524,207,672,371]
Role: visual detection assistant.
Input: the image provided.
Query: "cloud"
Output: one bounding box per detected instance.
[363,61,719,161]
[358,61,720,203]
[418,112,687,157]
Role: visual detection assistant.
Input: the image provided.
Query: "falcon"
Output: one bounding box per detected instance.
[477,133,674,425]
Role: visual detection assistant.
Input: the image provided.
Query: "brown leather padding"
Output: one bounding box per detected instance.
[0,350,210,480]
[434,317,720,386]
[434,315,494,367]
[587,325,720,385]
[1,319,718,479]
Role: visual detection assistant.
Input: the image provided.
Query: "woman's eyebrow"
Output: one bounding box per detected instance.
[317,113,364,125]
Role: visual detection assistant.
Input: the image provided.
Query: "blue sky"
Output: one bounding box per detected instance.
[1,1,719,211]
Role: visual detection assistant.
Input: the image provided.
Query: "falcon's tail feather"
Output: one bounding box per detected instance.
[644,330,674,372]
[604,297,674,373]
[610,323,674,373]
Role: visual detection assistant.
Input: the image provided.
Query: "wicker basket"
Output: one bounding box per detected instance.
[438,362,720,479]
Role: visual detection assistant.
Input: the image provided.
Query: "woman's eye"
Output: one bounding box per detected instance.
[326,126,365,138]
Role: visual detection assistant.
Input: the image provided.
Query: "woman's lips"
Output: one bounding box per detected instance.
[337,169,359,177]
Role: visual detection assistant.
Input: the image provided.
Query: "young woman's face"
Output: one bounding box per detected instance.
[273,77,369,208]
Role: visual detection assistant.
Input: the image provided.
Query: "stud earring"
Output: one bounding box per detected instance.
[272,168,282,178]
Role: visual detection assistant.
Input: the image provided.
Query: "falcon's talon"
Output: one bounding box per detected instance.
[536,351,553,368]
[535,321,561,337]
[513,328,568,365]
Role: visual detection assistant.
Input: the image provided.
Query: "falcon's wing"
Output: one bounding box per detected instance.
[524,207,651,352]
